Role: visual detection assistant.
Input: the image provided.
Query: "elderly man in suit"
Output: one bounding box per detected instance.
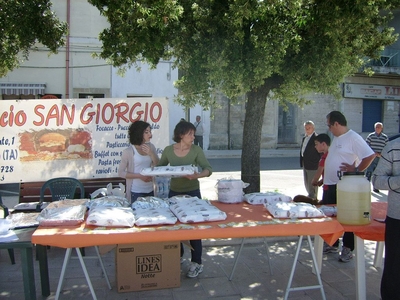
[300,120,321,199]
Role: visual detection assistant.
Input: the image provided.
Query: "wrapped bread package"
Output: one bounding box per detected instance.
[319,205,337,217]
[264,202,325,219]
[133,207,177,226]
[37,199,88,226]
[169,196,227,223]
[140,165,198,177]
[88,195,130,209]
[7,212,40,229]
[86,207,135,227]
[132,196,170,209]
[244,192,292,205]
[14,201,50,211]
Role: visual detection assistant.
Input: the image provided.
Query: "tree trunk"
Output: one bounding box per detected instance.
[241,76,282,193]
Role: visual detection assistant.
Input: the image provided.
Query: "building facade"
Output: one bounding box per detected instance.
[0,0,190,142]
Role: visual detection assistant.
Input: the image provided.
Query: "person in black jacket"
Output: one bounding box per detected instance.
[300,120,321,199]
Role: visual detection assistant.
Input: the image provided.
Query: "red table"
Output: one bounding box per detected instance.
[32,201,344,299]
[32,202,343,247]
[314,202,386,300]
[342,201,386,241]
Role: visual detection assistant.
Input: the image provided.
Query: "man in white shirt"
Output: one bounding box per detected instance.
[324,111,375,262]
[193,115,204,149]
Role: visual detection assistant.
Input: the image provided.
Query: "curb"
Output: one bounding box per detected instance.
[205,149,298,159]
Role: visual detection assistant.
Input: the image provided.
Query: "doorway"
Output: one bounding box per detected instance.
[362,99,382,132]
[278,103,297,144]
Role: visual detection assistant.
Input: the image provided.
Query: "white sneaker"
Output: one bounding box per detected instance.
[339,246,353,263]
[323,242,338,254]
[186,262,203,278]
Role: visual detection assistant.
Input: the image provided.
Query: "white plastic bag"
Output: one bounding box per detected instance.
[153,176,171,198]
[107,182,126,197]
[216,178,249,204]
[90,183,126,199]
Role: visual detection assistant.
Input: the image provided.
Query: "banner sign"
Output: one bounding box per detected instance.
[344,83,400,100]
[0,98,169,183]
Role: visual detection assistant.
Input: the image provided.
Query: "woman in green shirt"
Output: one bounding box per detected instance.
[158,121,212,278]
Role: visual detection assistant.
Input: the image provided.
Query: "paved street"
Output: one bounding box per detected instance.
[207,157,300,172]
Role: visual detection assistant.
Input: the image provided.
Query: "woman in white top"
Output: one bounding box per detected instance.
[118,121,159,203]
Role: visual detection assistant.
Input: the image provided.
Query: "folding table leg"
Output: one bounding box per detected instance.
[307,235,326,300]
[312,235,323,275]
[229,238,273,280]
[94,246,112,289]
[373,241,384,268]
[229,238,245,280]
[75,247,98,300]
[55,246,111,300]
[55,248,73,300]
[284,236,326,300]
[354,236,366,300]
[263,238,273,275]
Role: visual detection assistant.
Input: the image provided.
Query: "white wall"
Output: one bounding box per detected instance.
[0,0,111,98]
[111,61,186,144]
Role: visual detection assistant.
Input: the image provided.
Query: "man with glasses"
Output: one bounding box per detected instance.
[323,111,375,262]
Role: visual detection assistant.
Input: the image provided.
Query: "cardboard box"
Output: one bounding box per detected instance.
[116,241,180,292]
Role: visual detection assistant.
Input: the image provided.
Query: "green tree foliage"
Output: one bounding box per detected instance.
[89,0,400,192]
[0,0,67,77]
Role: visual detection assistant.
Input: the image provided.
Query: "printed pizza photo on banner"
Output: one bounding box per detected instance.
[19,129,93,161]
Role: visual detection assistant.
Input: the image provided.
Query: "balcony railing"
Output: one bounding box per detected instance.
[362,47,400,75]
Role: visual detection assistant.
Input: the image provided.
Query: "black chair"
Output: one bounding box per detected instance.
[36,177,86,255]
[0,194,16,264]
[36,177,85,211]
